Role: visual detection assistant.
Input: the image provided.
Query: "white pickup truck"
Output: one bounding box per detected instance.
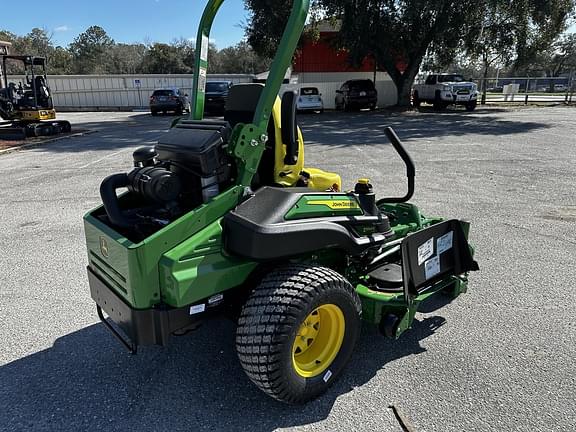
[412,74,479,111]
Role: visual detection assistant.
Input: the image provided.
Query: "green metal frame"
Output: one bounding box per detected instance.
[192,0,309,130]
[191,0,309,186]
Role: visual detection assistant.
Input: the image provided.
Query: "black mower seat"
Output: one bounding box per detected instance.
[223,186,392,261]
[367,263,403,292]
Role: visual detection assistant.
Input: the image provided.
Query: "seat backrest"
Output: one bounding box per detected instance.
[223,83,311,189]
[224,83,264,127]
[224,83,277,187]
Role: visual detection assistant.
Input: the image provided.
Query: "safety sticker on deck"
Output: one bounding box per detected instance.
[208,293,224,305]
[189,304,206,315]
[418,237,434,265]
[437,231,453,255]
[425,255,440,280]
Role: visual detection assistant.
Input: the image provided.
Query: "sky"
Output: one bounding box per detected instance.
[2,0,250,49]
[4,1,575,49]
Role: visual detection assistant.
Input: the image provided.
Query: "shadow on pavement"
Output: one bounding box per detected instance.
[34,109,549,155]
[35,112,224,154]
[300,110,550,149]
[1,315,445,431]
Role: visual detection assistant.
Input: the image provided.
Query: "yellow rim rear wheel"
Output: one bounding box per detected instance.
[236,264,361,403]
[292,304,345,378]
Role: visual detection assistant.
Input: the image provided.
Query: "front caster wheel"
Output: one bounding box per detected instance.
[236,264,361,404]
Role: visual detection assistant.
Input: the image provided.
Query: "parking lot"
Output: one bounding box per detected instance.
[1,106,575,431]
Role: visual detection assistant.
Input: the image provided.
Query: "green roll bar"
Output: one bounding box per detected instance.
[191,0,310,133]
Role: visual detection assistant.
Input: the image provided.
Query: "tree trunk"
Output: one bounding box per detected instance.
[545,71,554,93]
[395,77,413,107]
[376,48,423,108]
[390,66,420,108]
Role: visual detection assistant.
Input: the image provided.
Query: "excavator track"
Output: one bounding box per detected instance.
[0,120,71,140]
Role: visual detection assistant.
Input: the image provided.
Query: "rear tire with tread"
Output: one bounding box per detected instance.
[236,264,361,404]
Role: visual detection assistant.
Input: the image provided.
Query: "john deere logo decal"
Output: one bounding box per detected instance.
[309,200,360,210]
[99,237,109,258]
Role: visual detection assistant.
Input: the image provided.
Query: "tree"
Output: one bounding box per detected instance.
[528,33,576,78]
[462,1,517,102]
[245,0,301,58]
[4,25,276,76]
[547,33,576,75]
[0,28,57,73]
[141,43,192,74]
[171,38,196,71]
[69,26,115,74]
[215,41,272,74]
[245,0,576,107]
[50,46,73,74]
[0,29,17,43]
[20,28,54,60]
[463,1,575,101]
[108,43,147,74]
[246,0,483,106]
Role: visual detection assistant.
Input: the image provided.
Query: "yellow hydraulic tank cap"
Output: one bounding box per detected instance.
[357,178,370,185]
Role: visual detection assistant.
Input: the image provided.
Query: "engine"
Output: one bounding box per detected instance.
[98,120,234,241]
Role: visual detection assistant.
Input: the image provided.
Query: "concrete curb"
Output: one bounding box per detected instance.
[0,129,98,156]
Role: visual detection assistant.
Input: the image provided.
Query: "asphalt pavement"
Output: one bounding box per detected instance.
[1,106,575,431]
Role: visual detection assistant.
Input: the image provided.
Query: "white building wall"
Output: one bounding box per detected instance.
[7,71,397,110]
[7,74,254,110]
[288,71,398,108]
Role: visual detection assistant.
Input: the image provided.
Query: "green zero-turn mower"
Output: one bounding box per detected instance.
[84,0,479,404]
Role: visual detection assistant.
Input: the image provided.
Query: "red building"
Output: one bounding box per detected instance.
[289,22,400,107]
[293,32,382,75]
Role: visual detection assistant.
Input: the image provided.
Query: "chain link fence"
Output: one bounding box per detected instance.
[474,74,576,105]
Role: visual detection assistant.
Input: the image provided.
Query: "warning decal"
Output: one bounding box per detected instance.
[424,255,440,280]
[418,238,434,265]
[437,231,453,255]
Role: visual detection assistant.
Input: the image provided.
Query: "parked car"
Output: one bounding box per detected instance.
[554,84,568,92]
[412,74,478,111]
[296,87,324,113]
[486,86,504,93]
[205,81,232,114]
[149,87,190,115]
[335,79,378,111]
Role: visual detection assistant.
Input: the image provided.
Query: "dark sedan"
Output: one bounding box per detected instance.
[335,79,378,111]
[204,81,232,115]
